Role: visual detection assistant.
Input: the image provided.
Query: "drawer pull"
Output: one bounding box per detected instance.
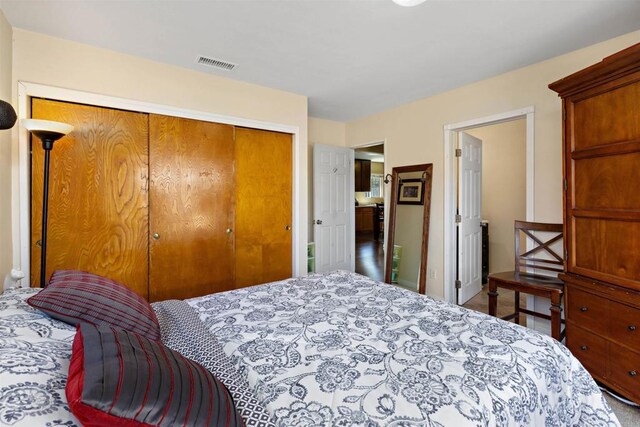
[580,307,588,312]
[629,325,637,332]
[629,371,637,377]
[580,345,588,351]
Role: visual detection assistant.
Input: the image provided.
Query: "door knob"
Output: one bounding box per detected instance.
[226,228,233,234]
[152,233,160,240]
[315,220,323,225]
[285,224,291,231]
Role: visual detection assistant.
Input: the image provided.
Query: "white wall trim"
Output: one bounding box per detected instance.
[14,81,304,286]
[443,106,535,304]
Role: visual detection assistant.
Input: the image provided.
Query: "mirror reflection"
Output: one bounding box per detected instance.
[385,164,433,294]
[354,144,385,281]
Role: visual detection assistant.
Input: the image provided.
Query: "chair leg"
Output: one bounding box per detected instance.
[514,291,520,325]
[550,292,562,341]
[488,280,498,317]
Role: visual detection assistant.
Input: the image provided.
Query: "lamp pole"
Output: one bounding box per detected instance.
[40,136,55,288]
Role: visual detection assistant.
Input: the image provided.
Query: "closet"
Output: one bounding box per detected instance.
[30,98,292,301]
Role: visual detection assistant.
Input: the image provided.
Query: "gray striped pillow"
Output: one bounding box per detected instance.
[67,323,242,426]
[27,270,161,341]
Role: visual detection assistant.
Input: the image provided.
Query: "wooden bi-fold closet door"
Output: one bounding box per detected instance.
[30,98,150,297]
[31,101,293,301]
[234,127,292,288]
[148,114,235,302]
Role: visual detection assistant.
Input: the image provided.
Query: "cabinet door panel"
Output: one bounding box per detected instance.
[354,159,362,191]
[234,128,292,288]
[572,81,640,150]
[572,217,640,289]
[149,114,234,301]
[31,99,149,298]
[361,159,371,192]
[574,153,640,210]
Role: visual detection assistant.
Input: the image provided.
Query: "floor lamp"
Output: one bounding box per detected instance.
[23,119,74,287]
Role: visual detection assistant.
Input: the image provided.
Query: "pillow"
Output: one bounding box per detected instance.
[67,323,242,427]
[27,270,161,341]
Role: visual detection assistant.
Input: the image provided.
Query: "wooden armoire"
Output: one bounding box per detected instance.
[31,99,292,302]
[550,43,640,404]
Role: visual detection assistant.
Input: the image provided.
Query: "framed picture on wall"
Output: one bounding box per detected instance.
[397,178,425,205]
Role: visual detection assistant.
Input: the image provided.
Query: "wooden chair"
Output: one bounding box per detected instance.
[488,221,565,340]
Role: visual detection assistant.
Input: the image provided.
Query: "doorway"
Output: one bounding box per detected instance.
[353,142,385,281]
[444,107,534,307]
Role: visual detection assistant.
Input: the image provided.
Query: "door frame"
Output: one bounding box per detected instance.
[13,81,304,286]
[443,106,534,305]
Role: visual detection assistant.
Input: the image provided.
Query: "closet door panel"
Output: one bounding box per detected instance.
[149,114,234,301]
[235,128,292,288]
[30,99,149,298]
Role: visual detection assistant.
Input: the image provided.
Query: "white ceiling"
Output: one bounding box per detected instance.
[1,0,639,121]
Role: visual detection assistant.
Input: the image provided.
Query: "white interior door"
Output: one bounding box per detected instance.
[313,144,354,273]
[457,132,483,304]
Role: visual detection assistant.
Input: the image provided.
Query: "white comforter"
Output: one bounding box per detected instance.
[188,270,619,427]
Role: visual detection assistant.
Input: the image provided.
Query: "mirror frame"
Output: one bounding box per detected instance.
[384,163,433,294]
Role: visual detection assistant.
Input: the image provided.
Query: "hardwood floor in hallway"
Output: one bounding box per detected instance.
[355,232,384,281]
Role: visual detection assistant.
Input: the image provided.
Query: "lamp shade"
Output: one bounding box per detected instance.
[23,119,74,142]
[0,99,17,130]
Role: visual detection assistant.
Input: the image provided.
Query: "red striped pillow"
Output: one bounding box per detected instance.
[67,323,242,427]
[27,270,161,341]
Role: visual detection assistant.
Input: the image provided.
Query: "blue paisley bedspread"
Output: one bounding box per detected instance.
[0,288,78,426]
[188,270,619,427]
[0,289,273,427]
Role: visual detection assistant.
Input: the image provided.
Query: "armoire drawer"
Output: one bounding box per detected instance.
[567,288,609,335]
[567,325,607,375]
[609,301,640,352]
[608,343,640,398]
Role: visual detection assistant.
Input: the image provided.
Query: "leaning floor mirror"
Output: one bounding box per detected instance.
[384,163,433,294]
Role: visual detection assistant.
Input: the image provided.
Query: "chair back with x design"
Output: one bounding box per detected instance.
[514,220,563,276]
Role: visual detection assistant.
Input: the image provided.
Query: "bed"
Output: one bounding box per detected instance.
[0,271,620,426]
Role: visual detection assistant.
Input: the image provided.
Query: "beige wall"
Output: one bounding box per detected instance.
[0,10,12,282]
[346,30,640,299]
[308,117,346,148]
[467,119,526,274]
[10,29,309,278]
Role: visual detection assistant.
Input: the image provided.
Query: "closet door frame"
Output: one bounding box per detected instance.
[13,81,305,288]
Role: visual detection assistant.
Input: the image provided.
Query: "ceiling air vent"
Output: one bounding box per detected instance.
[196,56,237,71]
